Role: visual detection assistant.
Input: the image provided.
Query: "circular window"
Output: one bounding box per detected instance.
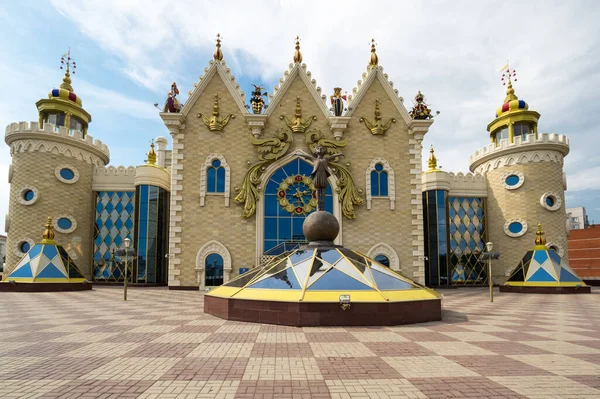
[19,241,31,253]
[375,163,384,172]
[17,185,39,205]
[53,215,77,234]
[540,192,561,211]
[502,171,524,190]
[374,254,390,267]
[55,164,80,184]
[504,219,528,238]
[212,159,221,168]
[546,242,564,256]
[13,237,34,256]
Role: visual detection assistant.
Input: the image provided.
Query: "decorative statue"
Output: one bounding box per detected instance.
[249,84,268,114]
[409,91,439,120]
[330,87,347,117]
[300,146,344,211]
[164,82,182,113]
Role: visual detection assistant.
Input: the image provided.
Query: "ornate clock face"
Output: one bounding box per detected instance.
[277,174,317,215]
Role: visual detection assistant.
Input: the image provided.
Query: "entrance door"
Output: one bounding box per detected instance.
[205,253,224,286]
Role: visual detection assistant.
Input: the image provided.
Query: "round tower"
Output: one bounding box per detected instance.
[469,68,569,283]
[4,52,109,278]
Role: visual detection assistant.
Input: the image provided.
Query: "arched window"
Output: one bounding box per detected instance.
[370,163,388,196]
[207,159,225,193]
[367,243,400,271]
[374,255,390,267]
[205,253,224,286]
[365,158,395,210]
[200,154,230,207]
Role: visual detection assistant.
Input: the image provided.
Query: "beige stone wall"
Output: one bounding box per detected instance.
[6,148,96,278]
[173,65,425,287]
[484,159,568,282]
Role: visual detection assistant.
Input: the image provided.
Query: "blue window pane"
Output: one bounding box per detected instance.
[216,167,225,192]
[372,270,413,290]
[23,190,34,201]
[375,163,384,172]
[318,249,342,265]
[505,175,520,186]
[279,218,291,240]
[205,253,224,286]
[20,241,30,253]
[207,168,216,193]
[508,222,523,234]
[380,171,388,196]
[292,217,304,241]
[264,196,279,217]
[546,196,554,207]
[299,159,313,176]
[248,268,301,289]
[264,218,277,239]
[212,159,221,168]
[370,170,379,196]
[59,168,75,180]
[324,194,333,212]
[57,217,72,230]
[308,268,372,290]
[374,255,390,267]
[282,160,299,177]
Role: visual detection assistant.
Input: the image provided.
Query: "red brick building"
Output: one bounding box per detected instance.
[568,225,600,284]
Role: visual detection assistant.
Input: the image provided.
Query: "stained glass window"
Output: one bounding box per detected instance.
[263,158,333,253]
[93,191,135,281]
[448,197,487,285]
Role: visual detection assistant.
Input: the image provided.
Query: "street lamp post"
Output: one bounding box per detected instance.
[486,241,493,302]
[123,237,131,301]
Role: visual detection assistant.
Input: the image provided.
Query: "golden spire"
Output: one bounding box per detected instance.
[535,223,547,247]
[147,139,157,165]
[501,63,519,103]
[428,146,438,170]
[293,36,302,64]
[59,49,76,91]
[213,33,223,61]
[369,39,378,69]
[42,216,56,244]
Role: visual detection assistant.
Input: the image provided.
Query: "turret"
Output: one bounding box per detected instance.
[4,51,107,278]
[469,65,569,283]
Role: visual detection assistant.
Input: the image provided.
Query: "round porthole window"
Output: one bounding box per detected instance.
[13,237,34,256]
[502,171,524,190]
[55,164,80,184]
[504,219,528,238]
[212,159,221,168]
[540,192,561,211]
[18,185,39,205]
[53,215,77,234]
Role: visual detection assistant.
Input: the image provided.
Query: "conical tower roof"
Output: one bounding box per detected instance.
[6,217,86,283]
[505,224,587,288]
[207,247,439,303]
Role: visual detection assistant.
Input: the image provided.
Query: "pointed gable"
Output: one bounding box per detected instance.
[182,60,248,118]
[346,66,412,125]
[266,63,330,119]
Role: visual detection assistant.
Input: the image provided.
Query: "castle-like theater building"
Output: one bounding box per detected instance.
[3,39,571,289]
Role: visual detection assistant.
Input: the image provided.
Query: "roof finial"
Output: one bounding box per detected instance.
[213,33,223,61]
[428,146,438,170]
[147,139,157,165]
[293,36,302,64]
[535,223,547,247]
[369,38,378,69]
[59,48,76,91]
[42,216,56,243]
[500,62,518,102]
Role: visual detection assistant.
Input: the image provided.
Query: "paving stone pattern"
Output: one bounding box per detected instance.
[0,287,598,398]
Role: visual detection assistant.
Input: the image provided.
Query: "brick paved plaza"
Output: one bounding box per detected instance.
[0,287,598,398]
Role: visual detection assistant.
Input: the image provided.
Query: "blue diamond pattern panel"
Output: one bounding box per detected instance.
[448,197,487,285]
[93,191,135,281]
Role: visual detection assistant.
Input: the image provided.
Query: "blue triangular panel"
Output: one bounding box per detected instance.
[42,245,59,261]
[533,250,549,265]
[37,263,66,279]
[559,268,582,283]
[27,244,43,260]
[528,266,557,282]
[247,268,301,289]
[548,250,562,266]
[308,268,372,290]
[372,270,414,290]
[9,263,33,278]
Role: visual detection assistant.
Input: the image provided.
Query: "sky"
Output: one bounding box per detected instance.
[1,0,600,235]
